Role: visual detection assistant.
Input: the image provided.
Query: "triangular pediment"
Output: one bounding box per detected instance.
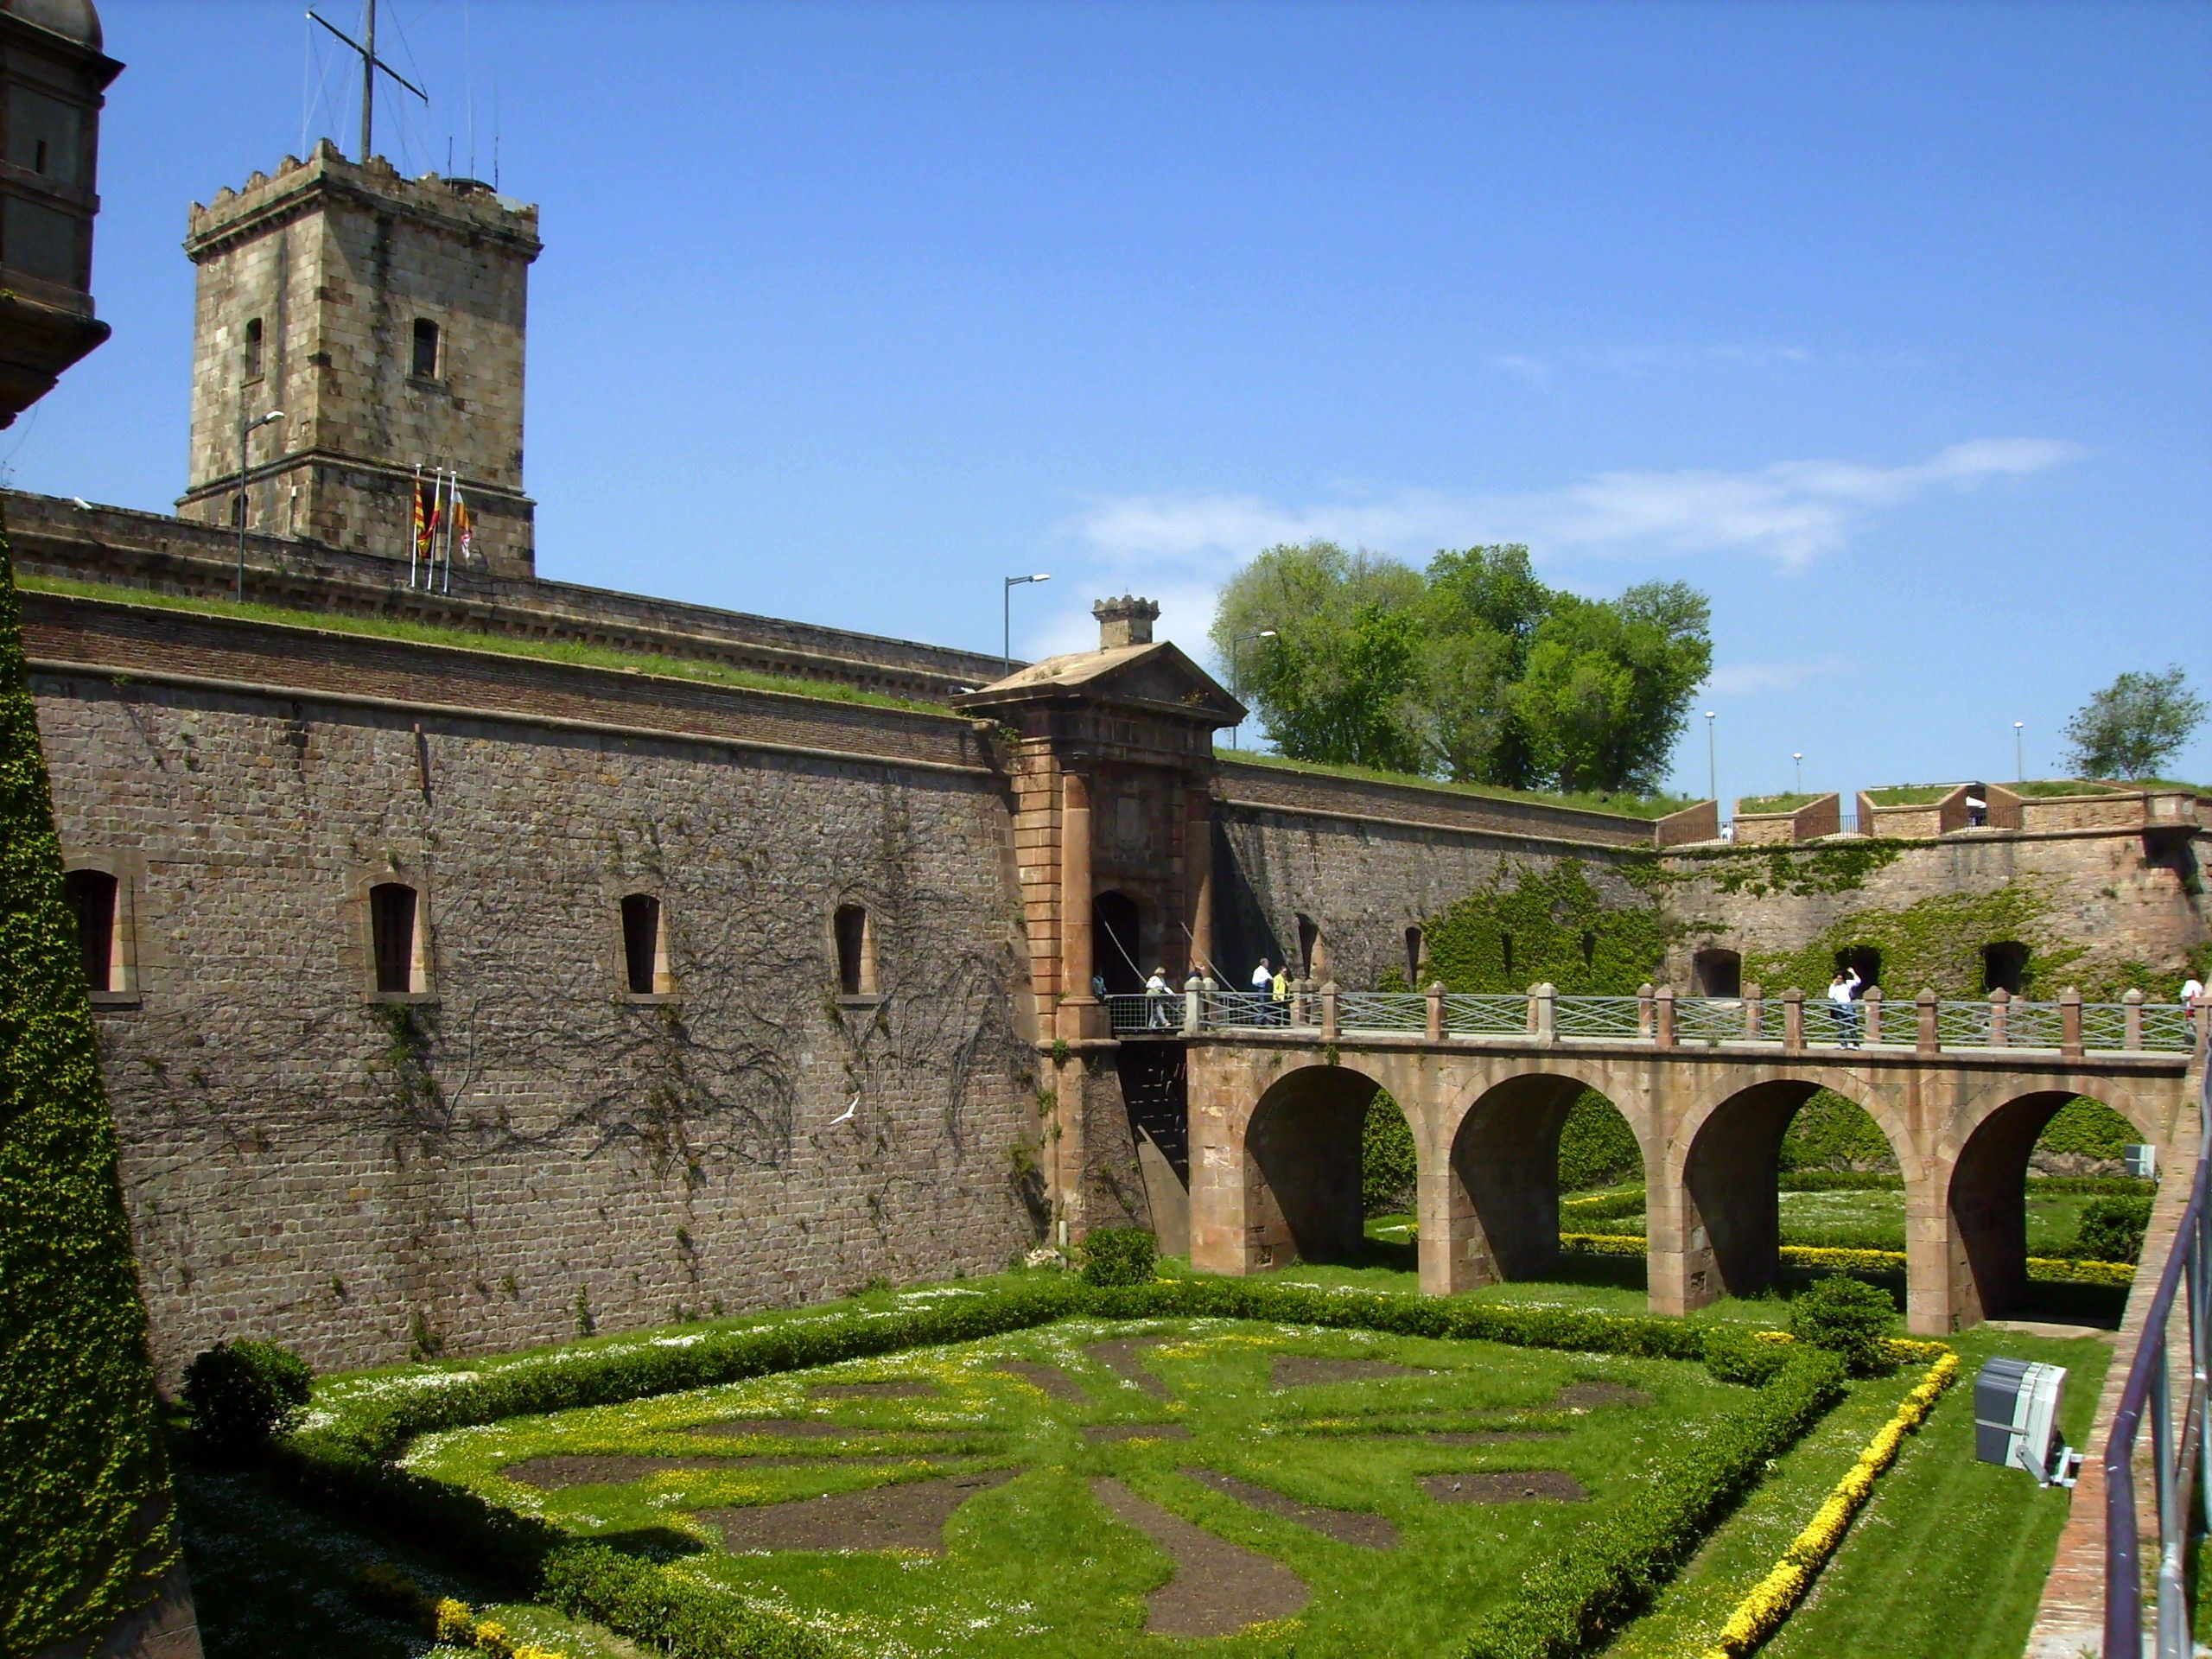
[954,639,1244,727]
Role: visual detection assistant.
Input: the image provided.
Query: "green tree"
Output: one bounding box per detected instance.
[2062,666,2206,779]
[1514,582,1712,794]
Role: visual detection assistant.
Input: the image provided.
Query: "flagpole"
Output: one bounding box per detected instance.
[441,468,455,594]
[410,462,421,588]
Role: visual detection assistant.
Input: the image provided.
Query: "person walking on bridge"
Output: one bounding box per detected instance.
[1828,968,1863,1047]
[1145,966,1173,1029]
[1250,957,1274,1027]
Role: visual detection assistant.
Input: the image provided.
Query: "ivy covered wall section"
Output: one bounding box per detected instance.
[0,518,185,1652]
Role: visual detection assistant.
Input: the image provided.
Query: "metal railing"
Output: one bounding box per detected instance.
[2103,1063,2212,1656]
[1164,984,2206,1058]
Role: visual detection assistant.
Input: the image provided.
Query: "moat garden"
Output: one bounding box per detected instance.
[178,1228,2120,1659]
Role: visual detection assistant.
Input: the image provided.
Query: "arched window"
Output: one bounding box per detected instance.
[834,903,876,997]
[243,316,264,380]
[1694,947,1743,998]
[1403,925,1424,987]
[62,868,118,993]
[1835,945,1881,993]
[621,893,668,995]
[411,317,441,378]
[370,882,422,995]
[1500,930,1515,979]
[1982,942,2029,996]
[1580,930,1598,969]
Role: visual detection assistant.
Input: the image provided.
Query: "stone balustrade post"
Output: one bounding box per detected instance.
[2196,993,2209,1062]
[1782,988,1805,1052]
[2123,988,2145,1052]
[1321,981,1339,1043]
[1862,987,1884,1046]
[1532,982,1558,1044]
[1296,976,1315,1028]
[1184,974,1205,1036]
[1989,987,2010,1047]
[1637,982,1656,1039]
[1916,988,1939,1056]
[1655,984,1677,1047]
[1743,982,1764,1040]
[1426,980,1445,1041]
[2060,988,2083,1058]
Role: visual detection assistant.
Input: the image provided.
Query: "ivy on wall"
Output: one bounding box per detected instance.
[1658,840,1908,899]
[0,516,181,1651]
[1734,882,2099,1003]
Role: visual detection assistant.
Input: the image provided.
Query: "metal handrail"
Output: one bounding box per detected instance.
[2103,1061,2212,1655]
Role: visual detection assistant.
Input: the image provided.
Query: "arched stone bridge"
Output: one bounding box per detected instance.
[1169,987,2207,1335]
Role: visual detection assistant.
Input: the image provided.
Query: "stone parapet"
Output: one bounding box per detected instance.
[1213,759,1656,850]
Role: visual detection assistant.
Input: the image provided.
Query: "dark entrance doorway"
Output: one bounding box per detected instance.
[1094,891,1144,995]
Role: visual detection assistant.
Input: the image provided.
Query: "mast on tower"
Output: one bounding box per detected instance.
[308,0,425,161]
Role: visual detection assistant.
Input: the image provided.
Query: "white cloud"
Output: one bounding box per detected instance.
[1702,657,1850,697]
[1065,438,2083,576]
[1490,353,1554,386]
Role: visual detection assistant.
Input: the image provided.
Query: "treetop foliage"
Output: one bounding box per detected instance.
[2062,666,2205,780]
[1211,541,1712,795]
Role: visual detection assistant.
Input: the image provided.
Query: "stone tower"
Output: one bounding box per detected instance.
[175,140,540,578]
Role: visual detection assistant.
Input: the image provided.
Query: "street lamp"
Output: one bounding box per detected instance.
[1229,629,1276,750]
[1704,710,1718,805]
[1793,752,1803,793]
[235,408,285,601]
[2013,721,2024,783]
[1002,574,1049,677]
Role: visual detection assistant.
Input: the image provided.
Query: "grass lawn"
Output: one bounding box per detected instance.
[1539,1183,2124,1258]
[404,1314,1743,1658]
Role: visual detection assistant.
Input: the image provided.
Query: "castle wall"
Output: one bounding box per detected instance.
[35,660,1040,1380]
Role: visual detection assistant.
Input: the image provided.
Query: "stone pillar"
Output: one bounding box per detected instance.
[1184,975,1205,1036]
[1185,1050,1256,1276]
[1057,770,1099,1041]
[1743,982,1764,1040]
[1655,985,1677,1047]
[1989,987,2010,1047]
[1320,981,1339,1043]
[2123,988,2145,1052]
[1863,987,1884,1046]
[1782,988,1805,1052]
[2060,987,2083,1059]
[1426,981,1445,1041]
[1916,988,1940,1055]
[1531,982,1558,1044]
[2196,993,2209,1062]
[1637,982,1655,1039]
[1185,787,1214,979]
[1902,1166,1954,1337]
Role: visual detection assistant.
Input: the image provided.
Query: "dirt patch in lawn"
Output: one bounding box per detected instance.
[502,1453,906,1490]
[1554,1382,1650,1411]
[697,1468,1017,1555]
[1270,1356,1434,1389]
[693,1417,852,1439]
[810,1380,938,1400]
[1180,1468,1399,1548]
[1086,1339,1174,1399]
[1083,1421,1192,1444]
[1423,1428,1568,1446]
[992,1360,1090,1402]
[1091,1478,1311,1636]
[1421,1471,1587,1503]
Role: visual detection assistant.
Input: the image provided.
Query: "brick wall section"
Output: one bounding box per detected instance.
[1214,758,1656,849]
[32,671,1039,1382]
[20,591,998,775]
[8,490,1010,702]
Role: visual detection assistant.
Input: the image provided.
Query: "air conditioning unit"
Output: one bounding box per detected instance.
[1974,1358,2077,1486]
[2124,1144,2158,1179]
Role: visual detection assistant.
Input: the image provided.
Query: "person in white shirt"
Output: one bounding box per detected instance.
[1145,966,1173,1028]
[1250,957,1274,1025]
[2184,975,2205,1043]
[1827,968,1863,1047]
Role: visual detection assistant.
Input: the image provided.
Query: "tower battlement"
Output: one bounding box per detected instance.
[176,137,541,578]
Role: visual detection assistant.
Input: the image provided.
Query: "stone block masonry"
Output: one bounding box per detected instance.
[35,667,1039,1380]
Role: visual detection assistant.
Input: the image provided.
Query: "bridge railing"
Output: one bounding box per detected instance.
[1107,993,1179,1034]
[1189,983,2209,1058]
[2103,1063,2212,1656]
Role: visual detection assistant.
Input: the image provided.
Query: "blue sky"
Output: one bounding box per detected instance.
[11,0,2209,799]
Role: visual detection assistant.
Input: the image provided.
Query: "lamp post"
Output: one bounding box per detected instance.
[1229,629,1276,750]
[2013,721,2024,783]
[1001,573,1049,677]
[1704,710,1718,805]
[1793,752,1803,793]
[235,408,285,601]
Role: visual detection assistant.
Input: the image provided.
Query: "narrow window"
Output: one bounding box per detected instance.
[370,882,419,994]
[621,893,663,995]
[1694,947,1743,998]
[1982,941,2029,996]
[1580,930,1598,969]
[243,316,264,380]
[1403,925,1424,988]
[1500,930,1515,978]
[231,493,246,528]
[834,903,875,996]
[411,317,441,378]
[62,869,117,993]
[1296,913,1320,980]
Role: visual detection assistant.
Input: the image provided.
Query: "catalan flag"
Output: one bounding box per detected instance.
[413,472,437,562]
[451,482,474,565]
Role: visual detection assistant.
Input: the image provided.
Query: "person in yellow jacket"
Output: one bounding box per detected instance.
[1271,963,1293,1026]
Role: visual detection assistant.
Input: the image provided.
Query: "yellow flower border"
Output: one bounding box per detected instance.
[1559,1232,2134,1287]
[354,1560,571,1659]
[1701,1349,1961,1657]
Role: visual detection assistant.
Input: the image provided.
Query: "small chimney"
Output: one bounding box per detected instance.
[1094,594,1160,649]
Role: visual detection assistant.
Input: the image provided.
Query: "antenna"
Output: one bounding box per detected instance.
[308,1,428,162]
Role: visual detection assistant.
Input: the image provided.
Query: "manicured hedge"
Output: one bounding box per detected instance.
[0,514,180,1651]
[1460,1348,1846,1659]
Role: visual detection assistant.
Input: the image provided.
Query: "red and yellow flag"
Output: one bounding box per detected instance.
[413,474,436,560]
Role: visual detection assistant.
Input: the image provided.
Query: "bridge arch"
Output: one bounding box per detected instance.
[1242,1062,1405,1269]
[1659,1071,1920,1306]
[1428,1065,1651,1294]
